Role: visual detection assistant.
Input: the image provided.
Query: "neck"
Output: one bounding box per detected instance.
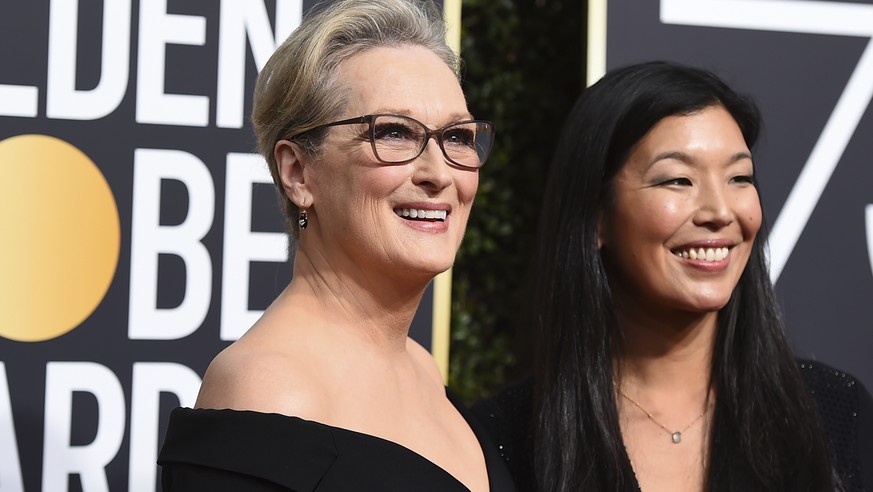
[613,310,717,452]
[615,306,717,396]
[283,245,430,354]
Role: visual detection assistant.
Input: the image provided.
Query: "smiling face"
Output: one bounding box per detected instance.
[297,45,479,280]
[598,105,762,319]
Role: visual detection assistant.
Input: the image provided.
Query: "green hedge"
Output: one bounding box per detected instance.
[449,0,585,403]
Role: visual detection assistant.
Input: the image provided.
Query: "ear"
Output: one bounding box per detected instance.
[596,208,606,250]
[275,139,312,208]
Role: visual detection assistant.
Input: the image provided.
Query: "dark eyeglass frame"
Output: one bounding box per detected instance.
[294,113,495,169]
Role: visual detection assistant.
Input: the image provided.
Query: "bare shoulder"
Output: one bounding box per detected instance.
[195,339,328,419]
[407,337,446,387]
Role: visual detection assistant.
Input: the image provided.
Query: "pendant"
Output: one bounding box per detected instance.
[671,431,682,443]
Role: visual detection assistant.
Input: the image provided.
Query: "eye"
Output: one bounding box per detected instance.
[731,174,755,185]
[372,121,421,142]
[656,177,692,187]
[442,126,476,148]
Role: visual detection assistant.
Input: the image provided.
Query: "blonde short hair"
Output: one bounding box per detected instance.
[251,0,459,235]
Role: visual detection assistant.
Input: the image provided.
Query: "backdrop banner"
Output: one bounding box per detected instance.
[0,1,439,490]
[606,0,873,389]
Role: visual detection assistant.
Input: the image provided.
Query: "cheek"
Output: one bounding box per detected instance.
[455,171,479,205]
[636,194,687,238]
[737,192,763,238]
[306,160,346,204]
[356,167,409,200]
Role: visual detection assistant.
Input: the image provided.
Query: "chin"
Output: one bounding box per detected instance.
[395,255,455,279]
[687,297,733,314]
[419,260,454,276]
[415,240,458,266]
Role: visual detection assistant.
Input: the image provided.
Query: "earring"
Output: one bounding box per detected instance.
[298,198,308,230]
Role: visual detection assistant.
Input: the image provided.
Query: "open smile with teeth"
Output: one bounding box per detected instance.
[673,246,730,262]
[394,208,447,221]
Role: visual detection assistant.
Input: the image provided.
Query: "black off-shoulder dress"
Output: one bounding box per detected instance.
[158,389,517,492]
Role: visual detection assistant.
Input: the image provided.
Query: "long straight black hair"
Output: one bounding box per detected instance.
[531,61,837,491]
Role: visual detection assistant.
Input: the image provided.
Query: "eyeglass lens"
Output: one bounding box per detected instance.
[370,115,492,168]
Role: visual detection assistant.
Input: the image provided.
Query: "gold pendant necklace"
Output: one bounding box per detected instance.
[618,390,712,444]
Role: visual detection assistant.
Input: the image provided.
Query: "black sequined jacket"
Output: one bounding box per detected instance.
[472,360,873,491]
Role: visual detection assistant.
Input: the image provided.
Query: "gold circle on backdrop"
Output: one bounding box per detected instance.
[0,135,120,342]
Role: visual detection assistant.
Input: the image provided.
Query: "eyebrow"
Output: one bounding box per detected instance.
[648,150,753,169]
[371,108,475,123]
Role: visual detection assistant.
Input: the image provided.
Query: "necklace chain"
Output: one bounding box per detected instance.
[618,389,712,444]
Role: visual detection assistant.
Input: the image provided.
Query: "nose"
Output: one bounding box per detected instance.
[693,182,733,230]
[411,138,452,192]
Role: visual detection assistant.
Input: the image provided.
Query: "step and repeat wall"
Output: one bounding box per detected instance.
[8,0,866,490]
[605,0,873,388]
[0,1,441,490]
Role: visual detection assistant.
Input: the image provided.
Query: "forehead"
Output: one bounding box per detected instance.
[335,45,469,122]
[635,106,748,156]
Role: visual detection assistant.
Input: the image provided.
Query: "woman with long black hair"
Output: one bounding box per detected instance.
[475,61,873,491]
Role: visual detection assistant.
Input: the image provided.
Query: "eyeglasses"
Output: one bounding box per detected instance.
[298,114,495,169]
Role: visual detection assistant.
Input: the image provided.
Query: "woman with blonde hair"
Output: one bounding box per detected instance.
[158,1,513,490]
